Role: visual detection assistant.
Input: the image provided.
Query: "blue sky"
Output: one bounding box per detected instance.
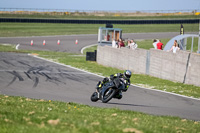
[0,0,200,11]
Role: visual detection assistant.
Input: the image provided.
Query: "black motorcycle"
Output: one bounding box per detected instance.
[90,77,127,103]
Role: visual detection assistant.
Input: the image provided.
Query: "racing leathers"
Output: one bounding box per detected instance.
[97,73,130,99]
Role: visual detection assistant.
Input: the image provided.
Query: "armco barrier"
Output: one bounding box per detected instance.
[0,18,199,24]
[97,45,200,87]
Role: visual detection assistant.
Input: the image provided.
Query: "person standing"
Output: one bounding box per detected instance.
[152,39,158,49]
[169,40,180,53]
[118,39,125,48]
[127,39,131,48]
[157,40,163,50]
[130,39,138,50]
[112,39,117,48]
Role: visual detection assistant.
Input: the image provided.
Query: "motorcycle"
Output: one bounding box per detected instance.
[90,77,127,103]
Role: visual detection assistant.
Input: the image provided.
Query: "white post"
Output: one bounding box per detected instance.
[198,19,200,53]
[191,37,194,53]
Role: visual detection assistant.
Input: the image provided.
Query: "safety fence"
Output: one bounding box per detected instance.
[97,45,200,87]
[0,18,199,24]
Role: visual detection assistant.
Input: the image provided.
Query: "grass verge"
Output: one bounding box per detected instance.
[0,94,200,133]
[0,23,199,37]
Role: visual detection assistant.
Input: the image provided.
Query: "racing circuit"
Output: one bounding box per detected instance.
[0,32,200,121]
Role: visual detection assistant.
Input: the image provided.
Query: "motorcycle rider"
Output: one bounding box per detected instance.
[96,70,132,99]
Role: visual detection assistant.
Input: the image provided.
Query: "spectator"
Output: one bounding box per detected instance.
[127,39,131,48]
[130,39,138,50]
[157,40,163,50]
[152,39,158,49]
[104,33,110,41]
[107,33,110,41]
[118,39,125,48]
[169,40,180,53]
[117,39,121,47]
[112,39,117,48]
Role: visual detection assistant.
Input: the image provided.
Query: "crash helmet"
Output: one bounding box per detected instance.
[123,70,132,79]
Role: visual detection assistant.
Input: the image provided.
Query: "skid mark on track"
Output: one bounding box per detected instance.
[5,60,74,88]
[18,61,32,67]
[7,71,24,87]
[24,72,32,80]
[6,66,67,88]
[7,76,17,87]
[3,60,15,66]
[1,55,92,88]
[8,71,24,81]
[33,77,39,88]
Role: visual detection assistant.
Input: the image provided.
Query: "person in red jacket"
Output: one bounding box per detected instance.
[118,39,125,48]
[157,40,163,50]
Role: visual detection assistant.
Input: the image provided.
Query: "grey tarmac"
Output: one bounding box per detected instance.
[0,52,200,121]
[0,32,186,53]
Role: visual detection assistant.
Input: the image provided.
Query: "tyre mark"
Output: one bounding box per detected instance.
[33,77,39,88]
[7,71,24,87]
[7,76,17,87]
[18,61,32,67]
[24,72,32,80]
[3,60,15,66]
[6,65,67,88]
[7,71,24,81]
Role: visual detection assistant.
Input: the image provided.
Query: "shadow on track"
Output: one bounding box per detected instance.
[107,102,157,108]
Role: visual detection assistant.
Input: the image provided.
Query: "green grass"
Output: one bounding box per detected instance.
[1,44,200,99]
[186,37,200,52]
[82,45,98,55]
[0,95,199,133]
[137,37,199,52]
[137,38,169,50]
[0,23,104,37]
[0,23,199,37]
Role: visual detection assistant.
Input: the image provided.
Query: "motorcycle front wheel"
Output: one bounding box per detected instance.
[102,88,116,103]
[90,92,99,102]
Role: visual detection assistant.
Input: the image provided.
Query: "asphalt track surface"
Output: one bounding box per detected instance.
[0,32,200,121]
[0,32,182,53]
[0,52,200,121]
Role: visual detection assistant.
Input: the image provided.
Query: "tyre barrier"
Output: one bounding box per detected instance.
[86,50,97,61]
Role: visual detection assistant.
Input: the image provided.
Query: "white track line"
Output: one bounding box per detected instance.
[15,44,20,50]
[29,54,200,101]
[81,44,98,54]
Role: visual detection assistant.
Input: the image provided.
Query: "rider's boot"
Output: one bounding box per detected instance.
[96,81,103,92]
[96,81,103,99]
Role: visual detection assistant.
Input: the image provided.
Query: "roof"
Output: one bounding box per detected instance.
[99,27,122,31]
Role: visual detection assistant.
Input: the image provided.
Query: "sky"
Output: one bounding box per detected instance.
[0,0,200,11]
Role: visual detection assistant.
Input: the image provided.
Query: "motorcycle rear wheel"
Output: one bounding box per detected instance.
[102,88,116,103]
